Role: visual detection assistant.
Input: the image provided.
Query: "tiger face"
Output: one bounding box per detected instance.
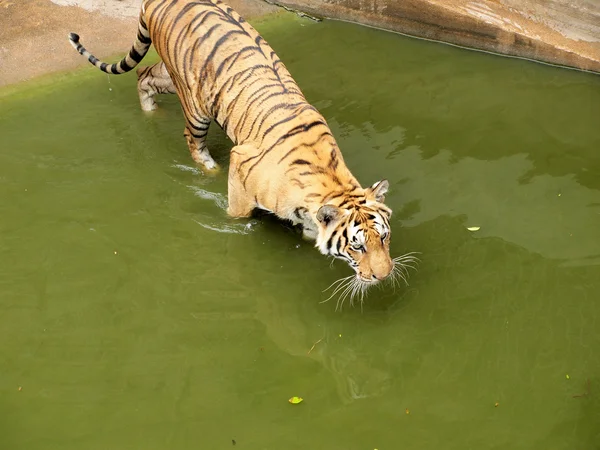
[315,180,394,284]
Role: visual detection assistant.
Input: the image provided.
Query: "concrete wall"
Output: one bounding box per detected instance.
[275,0,600,73]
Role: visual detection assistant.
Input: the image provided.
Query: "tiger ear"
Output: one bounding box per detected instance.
[367,179,389,202]
[316,205,341,227]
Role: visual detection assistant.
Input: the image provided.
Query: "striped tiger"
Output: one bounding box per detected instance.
[68,0,414,305]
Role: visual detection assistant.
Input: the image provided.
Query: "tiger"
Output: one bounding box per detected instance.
[68,0,413,305]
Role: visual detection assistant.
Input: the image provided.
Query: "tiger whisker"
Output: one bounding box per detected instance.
[391,251,420,288]
[397,262,418,271]
[353,282,368,312]
[328,278,354,301]
[321,275,354,304]
[322,274,353,293]
[345,279,363,310]
[335,280,356,311]
[393,256,420,264]
[390,266,403,291]
[395,251,422,258]
[393,266,409,286]
[394,256,419,262]
[394,262,410,276]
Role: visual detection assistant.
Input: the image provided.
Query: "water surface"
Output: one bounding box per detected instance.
[1,12,600,450]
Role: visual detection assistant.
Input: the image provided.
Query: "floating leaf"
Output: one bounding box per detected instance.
[288,396,303,404]
[566,374,570,379]
[467,226,481,231]
[494,402,499,407]
[405,408,410,414]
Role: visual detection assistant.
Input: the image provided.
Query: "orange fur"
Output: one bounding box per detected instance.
[68,0,396,287]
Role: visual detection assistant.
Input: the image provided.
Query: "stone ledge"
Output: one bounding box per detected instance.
[275,0,600,73]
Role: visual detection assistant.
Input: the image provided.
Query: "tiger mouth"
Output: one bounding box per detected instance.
[358,276,379,284]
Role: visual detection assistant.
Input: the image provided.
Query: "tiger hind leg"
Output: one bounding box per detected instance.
[136,62,176,112]
[227,144,259,218]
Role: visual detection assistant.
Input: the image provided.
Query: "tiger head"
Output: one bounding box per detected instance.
[315,180,394,285]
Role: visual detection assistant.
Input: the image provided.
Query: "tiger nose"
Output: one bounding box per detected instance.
[373,266,393,280]
[372,274,390,281]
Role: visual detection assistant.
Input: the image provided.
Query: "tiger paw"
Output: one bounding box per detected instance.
[201,161,221,175]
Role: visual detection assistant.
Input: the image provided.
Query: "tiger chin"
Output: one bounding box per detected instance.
[68,0,414,307]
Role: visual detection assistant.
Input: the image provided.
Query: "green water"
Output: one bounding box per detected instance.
[2,12,600,450]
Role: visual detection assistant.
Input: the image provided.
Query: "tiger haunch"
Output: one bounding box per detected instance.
[68,0,400,295]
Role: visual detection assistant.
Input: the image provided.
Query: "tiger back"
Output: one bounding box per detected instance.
[68,0,409,305]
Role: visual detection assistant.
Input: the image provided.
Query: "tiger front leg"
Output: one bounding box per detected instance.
[227,144,259,218]
[292,207,318,240]
[183,122,218,171]
[136,62,176,111]
[302,220,319,241]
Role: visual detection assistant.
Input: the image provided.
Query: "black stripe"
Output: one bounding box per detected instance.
[239,106,323,183]
[326,236,335,253]
[274,121,326,148]
[245,101,306,139]
[292,159,311,165]
[322,191,345,203]
[277,131,332,164]
[198,30,248,78]
[189,10,229,39]
[328,228,344,254]
[188,120,210,132]
[236,86,292,139]
[220,81,268,132]
[336,228,347,254]
[328,149,339,169]
[216,46,256,79]
[290,178,306,189]
[218,67,278,130]
[150,0,181,35]
[174,1,201,23]
[129,48,144,63]
[258,105,319,142]
[230,83,281,122]
[137,31,152,45]
[190,130,208,139]
[119,59,132,72]
[177,10,225,62]
[245,82,284,105]
[254,35,269,59]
